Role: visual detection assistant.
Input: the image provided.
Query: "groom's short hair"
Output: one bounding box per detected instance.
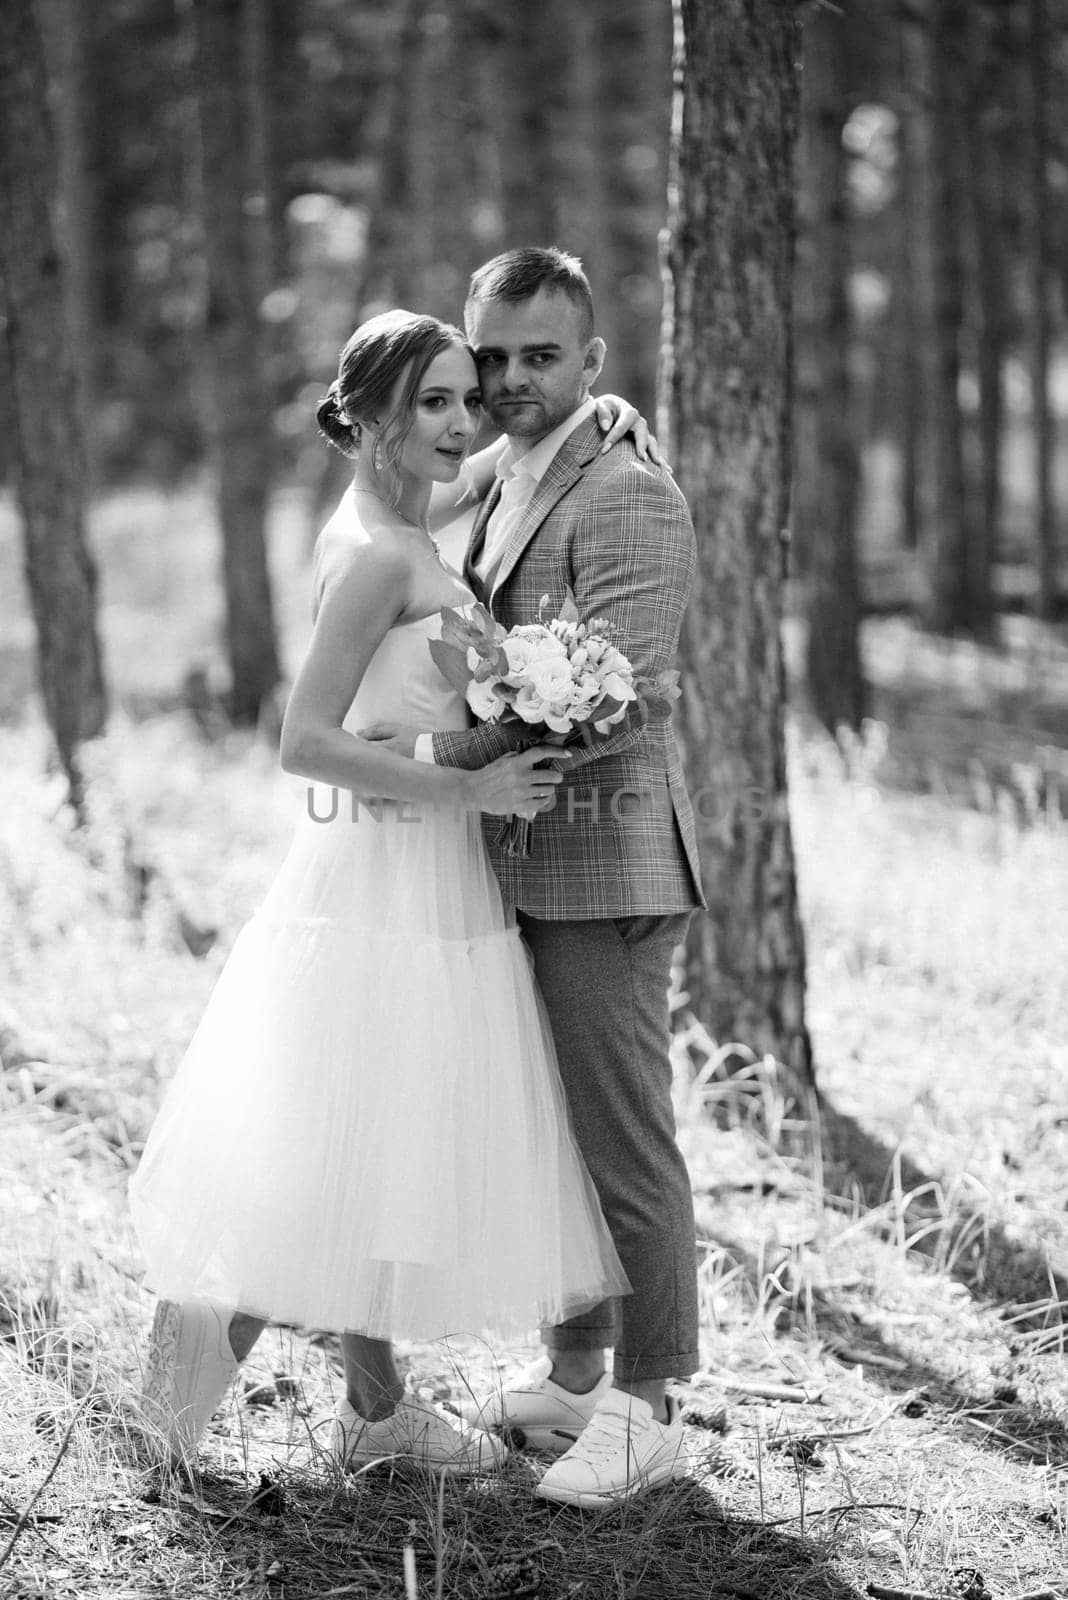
[466,248,595,342]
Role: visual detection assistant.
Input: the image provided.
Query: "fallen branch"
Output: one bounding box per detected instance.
[866,1586,938,1600]
[827,1340,909,1373]
[716,1375,823,1404]
[958,1415,1050,1459]
[765,1500,923,1536]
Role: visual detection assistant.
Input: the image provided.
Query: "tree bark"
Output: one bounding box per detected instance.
[961,0,1006,638]
[1025,0,1056,619]
[901,0,970,632]
[894,34,922,553]
[191,0,280,724]
[0,0,107,787]
[40,0,99,475]
[927,0,971,631]
[662,0,812,1083]
[793,2,865,732]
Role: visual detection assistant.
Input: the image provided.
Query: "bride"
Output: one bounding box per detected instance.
[129,309,652,1477]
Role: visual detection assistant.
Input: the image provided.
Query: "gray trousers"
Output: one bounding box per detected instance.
[517,911,699,1382]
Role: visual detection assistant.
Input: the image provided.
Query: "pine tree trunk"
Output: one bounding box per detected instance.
[1026,0,1056,620]
[191,0,280,725]
[927,0,971,631]
[662,0,812,1083]
[41,0,98,473]
[962,0,1005,638]
[894,50,922,554]
[793,3,865,732]
[242,0,296,411]
[901,0,969,632]
[0,0,107,787]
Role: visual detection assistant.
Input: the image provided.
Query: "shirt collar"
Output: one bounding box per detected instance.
[497,397,597,488]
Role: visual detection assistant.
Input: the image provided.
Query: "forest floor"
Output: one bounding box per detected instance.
[1,487,1068,1600]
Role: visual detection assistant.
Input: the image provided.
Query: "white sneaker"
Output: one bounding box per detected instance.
[140,1300,240,1469]
[331,1389,508,1477]
[460,1356,614,1455]
[535,1389,689,1507]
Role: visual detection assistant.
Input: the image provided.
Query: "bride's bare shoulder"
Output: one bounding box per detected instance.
[313,523,410,625]
[313,491,369,607]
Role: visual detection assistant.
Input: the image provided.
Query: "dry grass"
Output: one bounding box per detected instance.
[2,487,1068,1598]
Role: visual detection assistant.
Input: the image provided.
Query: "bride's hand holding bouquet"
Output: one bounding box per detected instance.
[431,590,680,855]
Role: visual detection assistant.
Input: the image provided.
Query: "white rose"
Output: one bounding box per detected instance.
[513,683,549,723]
[524,655,575,702]
[467,678,506,721]
[501,634,541,674]
[529,631,568,661]
[572,672,602,704]
[600,671,637,705]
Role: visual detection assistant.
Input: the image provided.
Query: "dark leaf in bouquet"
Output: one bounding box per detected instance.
[592,694,629,724]
[439,602,502,653]
[428,639,475,698]
[471,601,505,643]
[635,669,681,716]
[438,611,480,653]
[472,646,509,683]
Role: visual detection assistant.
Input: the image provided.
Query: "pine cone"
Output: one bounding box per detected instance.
[472,1555,541,1597]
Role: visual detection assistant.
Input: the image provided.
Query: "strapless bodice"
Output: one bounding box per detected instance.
[342,608,473,735]
[311,490,475,737]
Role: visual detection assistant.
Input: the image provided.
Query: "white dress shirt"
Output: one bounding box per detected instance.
[473,396,596,589]
[415,398,597,764]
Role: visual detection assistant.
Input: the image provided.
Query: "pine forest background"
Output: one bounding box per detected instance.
[3,4,1068,1596]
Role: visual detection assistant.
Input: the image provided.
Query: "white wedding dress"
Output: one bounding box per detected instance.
[129,496,628,1341]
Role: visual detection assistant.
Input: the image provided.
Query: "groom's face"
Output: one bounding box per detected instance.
[465,287,605,443]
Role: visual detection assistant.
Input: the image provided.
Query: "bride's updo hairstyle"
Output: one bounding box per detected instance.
[317,310,468,494]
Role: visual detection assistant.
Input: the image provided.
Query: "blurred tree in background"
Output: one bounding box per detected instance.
[0,0,107,796]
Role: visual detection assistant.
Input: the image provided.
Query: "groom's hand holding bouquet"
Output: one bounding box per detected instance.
[430,589,680,856]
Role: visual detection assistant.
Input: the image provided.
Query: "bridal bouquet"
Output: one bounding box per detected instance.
[430,590,679,856]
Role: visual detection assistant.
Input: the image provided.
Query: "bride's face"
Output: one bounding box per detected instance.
[396,345,482,483]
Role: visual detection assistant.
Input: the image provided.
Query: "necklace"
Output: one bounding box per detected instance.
[353,484,443,563]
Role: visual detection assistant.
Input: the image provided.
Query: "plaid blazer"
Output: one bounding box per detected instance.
[432,415,706,920]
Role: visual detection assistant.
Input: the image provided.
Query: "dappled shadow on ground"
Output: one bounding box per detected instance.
[816,1092,1068,1314]
[155,1465,868,1600]
[696,1168,1068,1480]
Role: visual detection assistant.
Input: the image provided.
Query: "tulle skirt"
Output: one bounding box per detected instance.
[129,790,629,1339]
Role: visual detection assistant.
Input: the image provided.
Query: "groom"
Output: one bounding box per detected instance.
[367,247,705,1506]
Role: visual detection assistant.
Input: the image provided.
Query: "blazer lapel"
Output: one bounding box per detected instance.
[488,417,605,605]
[463,478,503,602]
